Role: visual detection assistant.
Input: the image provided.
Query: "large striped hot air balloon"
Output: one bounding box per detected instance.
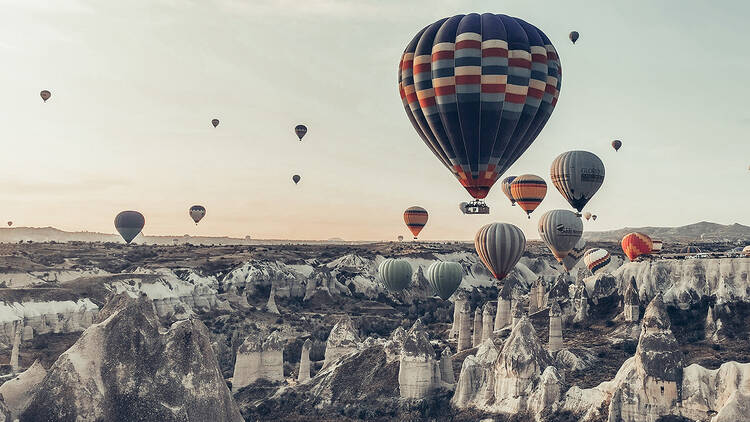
[398,14,562,208]
[621,232,652,261]
[403,206,428,239]
[425,261,464,300]
[583,248,611,275]
[474,223,526,280]
[550,151,605,213]
[510,174,547,218]
[562,237,586,272]
[501,176,517,206]
[114,211,145,244]
[378,258,413,292]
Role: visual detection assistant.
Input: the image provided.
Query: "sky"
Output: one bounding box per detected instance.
[0,0,748,241]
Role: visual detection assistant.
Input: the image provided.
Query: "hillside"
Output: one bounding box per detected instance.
[584,221,750,243]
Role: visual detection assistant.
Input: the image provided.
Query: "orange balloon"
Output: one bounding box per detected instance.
[621,232,653,261]
[403,206,428,239]
[510,174,547,218]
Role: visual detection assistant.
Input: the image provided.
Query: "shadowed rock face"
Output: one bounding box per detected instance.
[636,294,683,382]
[20,294,242,422]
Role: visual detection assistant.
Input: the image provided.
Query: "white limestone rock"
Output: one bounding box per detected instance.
[398,319,440,399]
[323,314,361,368]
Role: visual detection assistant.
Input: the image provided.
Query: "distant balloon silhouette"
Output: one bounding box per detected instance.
[378,258,413,292]
[397,235,404,242]
[621,232,652,261]
[569,31,579,44]
[612,140,622,151]
[211,119,219,128]
[592,215,597,221]
[474,223,526,281]
[40,90,51,102]
[538,210,583,263]
[403,206,428,239]
[398,14,562,202]
[501,176,517,206]
[6,222,11,227]
[292,175,301,185]
[189,205,206,224]
[425,261,464,300]
[114,211,145,244]
[583,212,592,221]
[510,174,547,218]
[295,125,307,141]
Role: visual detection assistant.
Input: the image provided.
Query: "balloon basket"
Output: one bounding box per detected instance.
[464,200,489,215]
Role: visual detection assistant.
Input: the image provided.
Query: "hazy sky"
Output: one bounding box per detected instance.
[0,0,748,241]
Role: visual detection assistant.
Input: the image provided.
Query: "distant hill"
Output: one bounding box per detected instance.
[584,221,750,243]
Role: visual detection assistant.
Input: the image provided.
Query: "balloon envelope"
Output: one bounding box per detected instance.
[612,140,622,151]
[583,248,611,275]
[425,261,463,300]
[189,205,206,224]
[40,90,51,102]
[538,210,583,262]
[211,119,219,128]
[501,176,517,206]
[510,174,547,217]
[397,235,404,242]
[292,175,301,184]
[295,124,307,140]
[398,14,562,200]
[403,206,428,239]
[569,31,579,44]
[550,151,605,212]
[378,258,413,292]
[621,232,652,261]
[474,223,526,280]
[562,237,586,272]
[6,222,11,227]
[583,211,592,221]
[592,215,597,221]
[114,211,145,244]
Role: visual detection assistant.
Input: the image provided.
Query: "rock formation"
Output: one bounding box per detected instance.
[548,274,571,304]
[529,277,541,313]
[20,294,242,422]
[572,281,589,324]
[384,326,406,362]
[457,301,473,352]
[232,330,285,391]
[481,302,494,343]
[451,291,468,339]
[451,338,500,408]
[548,301,563,353]
[495,279,513,330]
[298,338,312,383]
[704,305,723,342]
[472,307,483,348]
[0,360,46,418]
[623,277,640,322]
[323,314,361,368]
[10,323,20,375]
[440,347,455,385]
[398,319,440,399]
[512,300,525,328]
[266,284,280,315]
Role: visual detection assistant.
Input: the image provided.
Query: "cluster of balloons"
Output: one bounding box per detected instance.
[378,258,463,300]
[114,204,212,244]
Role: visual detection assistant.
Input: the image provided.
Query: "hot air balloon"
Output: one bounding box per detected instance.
[398,14,562,213]
[569,31,579,44]
[583,248,611,275]
[378,258,413,292]
[509,174,547,218]
[114,211,145,244]
[211,119,219,128]
[743,246,750,257]
[651,240,663,253]
[592,215,597,221]
[621,232,652,261]
[6,222,11,227]
[404,206,428,239]
[459,202,469,214]
[292,175,301,185]
[583,212,592,221]
[562,237,586,272]
[189,205,206,225]
[295,124,307,141]
[40,90,51,102]
[612,140,622,151]
[425,261,463,300]
[680,246,702,254]
[398,235,404,242]
[501,176,517,206]
[550,151,605,213]
[538,210,583,263]
[474,223,526,280]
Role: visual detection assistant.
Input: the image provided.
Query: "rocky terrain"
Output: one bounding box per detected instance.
[585,221,750,244]
[0,238,746,421]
